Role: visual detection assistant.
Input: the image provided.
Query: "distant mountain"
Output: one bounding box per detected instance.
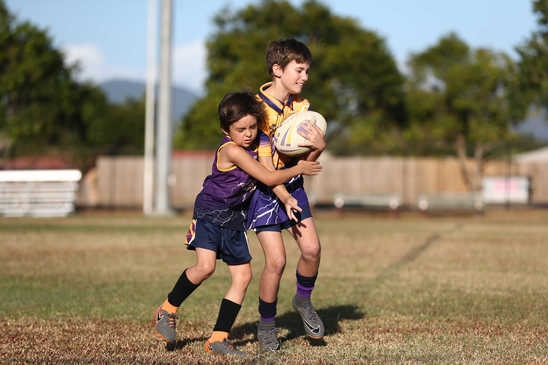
[514,110,548,141]
[99,79,199,122]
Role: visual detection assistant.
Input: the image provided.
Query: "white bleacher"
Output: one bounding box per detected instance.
[0,169,82,217]
[417,192,484,212]
[333,192,401,211]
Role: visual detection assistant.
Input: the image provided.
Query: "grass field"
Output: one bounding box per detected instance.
[1,209,547,364]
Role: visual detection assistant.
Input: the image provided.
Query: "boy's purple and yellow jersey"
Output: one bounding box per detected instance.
[193,131,270,231]
[246,82,312,229]
[256,82,310,169]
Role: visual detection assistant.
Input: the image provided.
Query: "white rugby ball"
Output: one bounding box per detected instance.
[273,110,327,157]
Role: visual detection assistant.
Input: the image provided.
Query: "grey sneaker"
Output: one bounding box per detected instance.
[292,295,325,339]
[257,320,281,352]
[154,306,177,344]
[205,339,245,356]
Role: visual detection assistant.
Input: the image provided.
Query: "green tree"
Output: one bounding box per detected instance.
[406,33,519,191]
[0,2,74,151]
[515,0,548,109]
[63,84,145,168]
[88,97,146,155]
[174,0,405,154]
[0,0,145,169]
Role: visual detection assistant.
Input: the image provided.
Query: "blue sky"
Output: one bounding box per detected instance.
[5,0,538,94]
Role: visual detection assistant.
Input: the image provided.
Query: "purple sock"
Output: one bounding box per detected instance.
[296,271,317,298]
[296,282,313,298]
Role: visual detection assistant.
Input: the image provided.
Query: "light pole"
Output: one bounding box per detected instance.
[153,0,174,215]
[143,0,158,215]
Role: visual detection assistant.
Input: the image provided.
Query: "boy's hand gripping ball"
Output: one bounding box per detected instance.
[273,110,327,157]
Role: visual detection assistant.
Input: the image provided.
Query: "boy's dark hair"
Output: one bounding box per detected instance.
[218,91,264,132]
[266,38,312,77]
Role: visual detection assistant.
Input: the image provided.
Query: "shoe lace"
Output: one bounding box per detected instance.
[260,326,279,348]
[299,298,320,321]
[221,339,234,349]
[305,305,320,322]
[219,339,242,354]
[165,312,177,328]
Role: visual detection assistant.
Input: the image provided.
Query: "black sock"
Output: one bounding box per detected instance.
[167,269,200,307]
[213,298,241,332]
[258,297,277,321]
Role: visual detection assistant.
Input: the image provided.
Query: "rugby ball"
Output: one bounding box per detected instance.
[273,110,327,157]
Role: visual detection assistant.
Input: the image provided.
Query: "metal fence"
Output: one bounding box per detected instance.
[84,153,548,210]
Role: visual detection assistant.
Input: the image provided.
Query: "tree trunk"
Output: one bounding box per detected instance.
[455,134,486,193]
[455,133,473,191]
[472,144,485,192]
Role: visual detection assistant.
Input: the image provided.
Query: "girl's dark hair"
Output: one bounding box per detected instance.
[218,91,264,132]
[265,38,312,76]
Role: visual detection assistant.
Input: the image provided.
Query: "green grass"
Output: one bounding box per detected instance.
[1,209,547,364]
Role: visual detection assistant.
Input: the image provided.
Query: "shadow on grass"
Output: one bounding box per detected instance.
[167,336,208,351]
[164,305,364,351]
[230,304,364,347]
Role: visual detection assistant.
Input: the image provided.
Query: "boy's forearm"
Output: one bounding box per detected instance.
[306,148,323,162]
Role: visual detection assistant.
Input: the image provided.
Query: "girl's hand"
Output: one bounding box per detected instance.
[297,160,322,175]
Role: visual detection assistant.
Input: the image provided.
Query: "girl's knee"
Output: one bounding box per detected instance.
[232,268,252,289]
[241,269,253,286]
[196,262,216,279]
[245,274,252,287]
[265,256,286,275]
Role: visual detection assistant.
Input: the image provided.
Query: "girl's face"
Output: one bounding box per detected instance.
[278,60,310,95]
[226,114,258,149]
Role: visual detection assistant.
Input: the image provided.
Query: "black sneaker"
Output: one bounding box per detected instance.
[257,320,281,352]
[292,295,325,339]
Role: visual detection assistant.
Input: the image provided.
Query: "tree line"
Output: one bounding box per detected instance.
[0,0,145,170]
[1,0,547,186]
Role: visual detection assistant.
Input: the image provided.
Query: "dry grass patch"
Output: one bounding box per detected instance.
[2,318,546,364]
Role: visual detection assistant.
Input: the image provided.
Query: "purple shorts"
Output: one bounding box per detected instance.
[246,176,312,232]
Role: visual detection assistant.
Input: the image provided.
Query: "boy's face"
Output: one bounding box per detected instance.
[226,114,258,149]
[276,60,310,95]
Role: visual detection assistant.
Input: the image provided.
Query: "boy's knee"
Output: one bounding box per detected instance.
[302,243,321,262]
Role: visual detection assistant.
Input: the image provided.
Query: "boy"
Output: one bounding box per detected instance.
[154,91,322,356]
[246,39,327,352]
